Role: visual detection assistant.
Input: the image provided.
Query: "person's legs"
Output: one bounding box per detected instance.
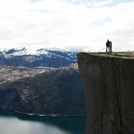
[110,47,112,52]
[107,47,109,52]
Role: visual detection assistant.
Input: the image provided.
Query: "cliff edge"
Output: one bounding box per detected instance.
[77,52,134,134]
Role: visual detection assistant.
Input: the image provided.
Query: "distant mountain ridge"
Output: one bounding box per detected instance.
[0,47,78,68]
[0,47,130,68]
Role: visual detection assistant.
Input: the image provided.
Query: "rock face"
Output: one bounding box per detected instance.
[77,52,134,134]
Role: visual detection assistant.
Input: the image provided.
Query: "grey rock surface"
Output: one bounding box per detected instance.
[77,52,134,134]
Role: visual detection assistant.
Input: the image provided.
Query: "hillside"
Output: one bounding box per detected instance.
[0,63,86,116]
[0,65,55,84]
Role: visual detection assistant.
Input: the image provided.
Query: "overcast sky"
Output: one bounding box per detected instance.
[0,0,134,50]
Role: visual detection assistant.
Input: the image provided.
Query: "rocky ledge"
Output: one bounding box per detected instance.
[77,51,134,134]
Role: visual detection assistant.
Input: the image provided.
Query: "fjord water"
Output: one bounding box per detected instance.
[0,108,86,134]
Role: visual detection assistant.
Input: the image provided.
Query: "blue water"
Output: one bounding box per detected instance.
[0,108,86,134]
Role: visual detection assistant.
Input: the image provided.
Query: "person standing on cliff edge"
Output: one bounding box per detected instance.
[106,39,112,52]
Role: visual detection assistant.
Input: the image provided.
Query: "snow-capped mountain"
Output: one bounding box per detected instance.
[0,47,77,57]
[0,47,79,68]
[0,47,131,68]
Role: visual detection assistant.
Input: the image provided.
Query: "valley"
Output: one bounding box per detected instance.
[0,48,86,117]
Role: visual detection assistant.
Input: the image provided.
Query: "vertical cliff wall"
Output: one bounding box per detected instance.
[77,52,134,134]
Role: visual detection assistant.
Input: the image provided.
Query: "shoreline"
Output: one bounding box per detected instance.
[0,107,86,118]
